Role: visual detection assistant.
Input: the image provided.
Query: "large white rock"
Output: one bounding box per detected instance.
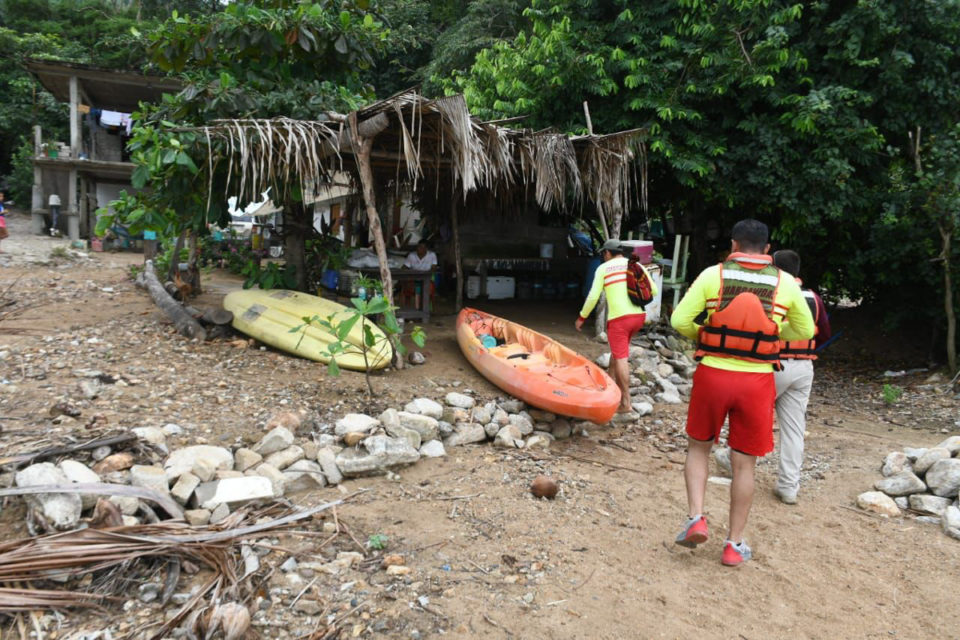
[385,423,422,450]
[856,491,901,517]
[130,465,169,495]
[263,445,304,470]
[498,399,525,414]
[58,460,101,509]
[396,412,440,442]
[494,425,524,449]
[881,452,911,477]
[234,448,263,472]
[403,398,443,419]
[903,447,927,462]
[131,427,167,448]
[445,392,475,409]
[164,446,234,482]
[253,426,295,456]
[282,460,327,494]
[913,448,950,475]
[471,405,493,425]
[315,447,343,485]
[508,414,534,436]
[926,459,960,497]
[908,494,952,516]
[942,505,960,540]
[419,440,447,458]
[595,353,611,368]
[935,435,960,455]
[253,463,286,497]
[15,463,82,530]
[334,414,380,436]
[171,472,200,506]
[200,476,274,510]
[444,423,487,447]
[378,408,401,428]
[632,402,654,417]
[655,391,683,405]
[874,471,927,496]
[335,436,420,476]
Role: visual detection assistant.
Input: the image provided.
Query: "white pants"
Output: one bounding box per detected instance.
[774,359,814,495]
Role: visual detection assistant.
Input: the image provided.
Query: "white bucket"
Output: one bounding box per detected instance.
[539,243,554,258]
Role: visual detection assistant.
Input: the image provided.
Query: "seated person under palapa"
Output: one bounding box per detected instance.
[403,241,437,270]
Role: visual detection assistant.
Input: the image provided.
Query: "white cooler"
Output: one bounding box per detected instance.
[486,276,515,300]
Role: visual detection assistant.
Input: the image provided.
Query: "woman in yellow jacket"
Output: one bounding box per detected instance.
[576,239,657,414]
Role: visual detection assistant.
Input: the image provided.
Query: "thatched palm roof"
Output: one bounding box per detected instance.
[194,89,646,225]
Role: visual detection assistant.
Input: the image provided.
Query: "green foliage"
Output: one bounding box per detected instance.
[242,261,298,290]
[453,0,960,348]
[290,293,426,394]
[366,533,388,550]
[100,0,393,292]
[882,383,903,405]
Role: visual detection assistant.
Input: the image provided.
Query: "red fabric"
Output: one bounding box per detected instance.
[606,313,646,359]
[685,364,776,456]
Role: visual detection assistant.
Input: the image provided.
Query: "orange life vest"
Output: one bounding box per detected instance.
[695,255,785,366]
[779,287,819,360]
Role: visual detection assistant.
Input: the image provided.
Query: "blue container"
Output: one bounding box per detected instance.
[565,281,580,300]
[479,334,498,349]
[321,268,339,291]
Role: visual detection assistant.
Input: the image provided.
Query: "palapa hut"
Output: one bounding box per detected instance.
[191,89,647,309]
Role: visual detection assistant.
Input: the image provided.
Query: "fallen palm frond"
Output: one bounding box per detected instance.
[0,497,347,637]
[0,432,139,468]
[0,482,185,520]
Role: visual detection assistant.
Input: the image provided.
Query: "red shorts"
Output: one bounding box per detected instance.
[606,313,646,359]
[686,364,775,456]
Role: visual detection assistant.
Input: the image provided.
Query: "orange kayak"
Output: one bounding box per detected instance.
[456,308,621,423]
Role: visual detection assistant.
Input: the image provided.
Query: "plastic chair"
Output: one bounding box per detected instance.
[660,234,690,308]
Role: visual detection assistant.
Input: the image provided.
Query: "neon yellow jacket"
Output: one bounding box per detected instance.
[671,259,815,372]
[579,256,657,321]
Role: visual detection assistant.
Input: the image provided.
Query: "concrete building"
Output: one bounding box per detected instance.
[24,58,180,241]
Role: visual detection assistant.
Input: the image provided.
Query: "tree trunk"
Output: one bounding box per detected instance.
[453,192,463,311]
[349,112,402,369]
[284,203,308,291]
[139,260,206,341]
[167,230,186,282]
[186,230,201,295]
[941,222,956,374]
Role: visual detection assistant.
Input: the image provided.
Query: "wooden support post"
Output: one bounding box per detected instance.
[349,112,393,306]
[452,190,463,311]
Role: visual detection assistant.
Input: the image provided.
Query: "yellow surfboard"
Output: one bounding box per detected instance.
[223,289,392,370]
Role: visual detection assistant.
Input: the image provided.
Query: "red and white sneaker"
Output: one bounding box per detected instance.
[674,516,708,548]
[721,540,753,566]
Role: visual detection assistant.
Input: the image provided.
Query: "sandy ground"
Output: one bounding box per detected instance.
[1,206,958,640]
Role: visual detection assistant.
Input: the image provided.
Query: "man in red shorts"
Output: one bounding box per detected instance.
[670,220,814,566]
[576,239,657,414]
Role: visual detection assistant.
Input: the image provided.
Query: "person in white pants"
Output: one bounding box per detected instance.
[772,250,831,504]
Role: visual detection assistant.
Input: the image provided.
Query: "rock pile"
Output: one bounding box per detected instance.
[14,382,674,531]
[595,330,697,415]
[856,435,960,540]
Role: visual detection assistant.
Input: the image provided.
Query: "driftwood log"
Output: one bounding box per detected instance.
[138,260,207,341]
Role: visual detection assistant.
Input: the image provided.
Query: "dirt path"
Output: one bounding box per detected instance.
[0,213,957,639]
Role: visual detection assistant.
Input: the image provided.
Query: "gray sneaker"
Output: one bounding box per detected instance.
[774,487,798,505]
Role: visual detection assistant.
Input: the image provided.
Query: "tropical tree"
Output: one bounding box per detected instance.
[97,0,392,291]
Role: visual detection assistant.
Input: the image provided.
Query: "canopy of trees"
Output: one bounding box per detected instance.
[3,0,960,363]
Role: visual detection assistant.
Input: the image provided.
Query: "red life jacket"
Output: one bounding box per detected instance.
[779,286,819,360]
[695,254,784,366]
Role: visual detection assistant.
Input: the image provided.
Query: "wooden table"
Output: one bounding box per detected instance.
[360,268,433,323]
